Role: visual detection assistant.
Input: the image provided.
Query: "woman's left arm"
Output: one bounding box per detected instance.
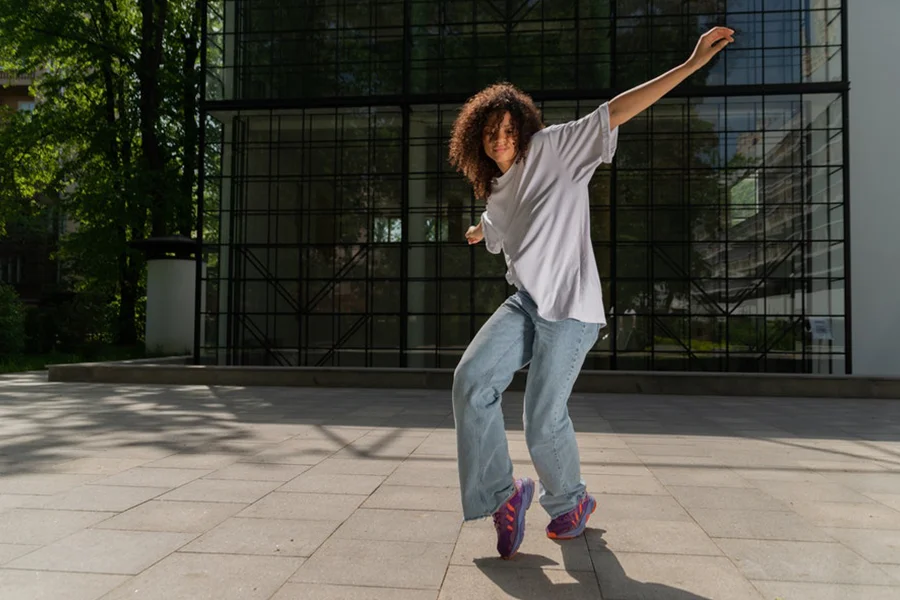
[609,26,735,130]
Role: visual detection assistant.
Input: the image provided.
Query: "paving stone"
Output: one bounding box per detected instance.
[667,486,787,511]
[451,520,594,572]
[71,445,179,460]
[595,494,692,522]
[650,466,751,488]
[93,467,209,489]
[0,473,99,495]
[0,544,39,565]
[8,378,900,599]
[279,472,386,495]
[878,563,900,583]
[245,440,341,465]
[687,508,832,542]
[575,433,627,449]
[0,508,113,545]
[751,580,900,600]
[582,474,669,496]
[47,457,150,475]
[716,539,898,585]
[238,491,363,521]
[41,485,167,512]
[335,508,461,543]
[866,492,900,513]
[578,448,642,464]
[754,480,877,504]
[789,500,900,529]
[580,461,654,477]
[6,529,194,574]
[799,459,889,473]
[363,485,461,512]
[0,569,127,600]
[438,565,602,600]
[182,517,339,557]
[292,538,452,589]
[159,478,279,504]
[0,494,48,512]
[628,443,712,457]
[203,462,310,482]
[586,519,722,555]
[100,552,303,600]
[95,500,243,533]
[333,434,428,459]
[145,453,242,470]
[825,473,900,495]
[305,458,402,476]
[821,527,900,564]
[385,462,460,488]
[272,583,437,600]
[732,468,831,483]
[590,549,763,600]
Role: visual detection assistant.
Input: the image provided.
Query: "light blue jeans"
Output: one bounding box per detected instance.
[452,290,600,521]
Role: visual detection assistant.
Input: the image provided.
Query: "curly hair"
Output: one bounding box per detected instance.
[448,83,544,201]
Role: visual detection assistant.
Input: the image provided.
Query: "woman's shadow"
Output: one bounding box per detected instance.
[472,528,714,600]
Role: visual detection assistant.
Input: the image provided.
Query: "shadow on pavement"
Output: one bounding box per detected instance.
[473,528,714,600]
[1,374,899,478]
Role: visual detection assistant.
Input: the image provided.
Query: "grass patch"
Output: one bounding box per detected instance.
[0,344,161,373]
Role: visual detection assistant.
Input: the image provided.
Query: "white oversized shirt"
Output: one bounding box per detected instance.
[480,102,618,325]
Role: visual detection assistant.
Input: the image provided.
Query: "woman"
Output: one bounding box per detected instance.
[448,27,735,559]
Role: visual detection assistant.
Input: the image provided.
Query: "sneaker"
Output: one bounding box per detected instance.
[492,477,534,559]
[546,494,596,540]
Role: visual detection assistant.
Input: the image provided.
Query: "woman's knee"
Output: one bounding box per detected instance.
[453,357,480,397]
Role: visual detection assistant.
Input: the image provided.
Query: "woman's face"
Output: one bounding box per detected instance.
[482,111,517,172]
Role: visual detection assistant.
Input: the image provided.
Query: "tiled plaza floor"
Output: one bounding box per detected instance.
[1,372,899,599]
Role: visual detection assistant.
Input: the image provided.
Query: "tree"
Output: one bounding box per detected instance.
[0,0,202,345]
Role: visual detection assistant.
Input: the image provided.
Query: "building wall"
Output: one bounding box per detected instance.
[848,0,900,375]
[201,0,849,373]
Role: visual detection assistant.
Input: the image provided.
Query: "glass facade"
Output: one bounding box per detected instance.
[199,0,848,373]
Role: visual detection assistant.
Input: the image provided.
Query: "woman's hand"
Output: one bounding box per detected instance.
[465,222,484,245]
[686,27,735,72]
[608,27,735,130]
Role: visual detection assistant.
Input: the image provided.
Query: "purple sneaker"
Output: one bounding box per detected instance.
[546,494,596,540]
[492,477,534,559]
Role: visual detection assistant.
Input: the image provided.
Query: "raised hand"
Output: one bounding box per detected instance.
[687,27,735,71]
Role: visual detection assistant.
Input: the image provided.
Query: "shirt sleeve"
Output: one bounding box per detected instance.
[480,210,502,254]
[542,101,619,182]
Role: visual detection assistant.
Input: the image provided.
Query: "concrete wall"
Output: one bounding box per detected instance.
[849,1,900,375]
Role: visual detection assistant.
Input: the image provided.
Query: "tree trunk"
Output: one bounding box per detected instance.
[98,2,137,345]
[140,0,169,238]
[178,3,200,239]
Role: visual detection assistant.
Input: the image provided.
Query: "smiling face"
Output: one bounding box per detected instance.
[482,111,518,173]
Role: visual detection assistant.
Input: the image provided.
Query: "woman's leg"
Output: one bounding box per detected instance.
[522,312,599,519]
[452,292,534,521]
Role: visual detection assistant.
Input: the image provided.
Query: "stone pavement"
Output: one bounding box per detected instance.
[1,373,899,599]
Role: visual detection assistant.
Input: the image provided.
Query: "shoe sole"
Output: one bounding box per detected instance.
[501,478,534,560]
[546,495,597,540]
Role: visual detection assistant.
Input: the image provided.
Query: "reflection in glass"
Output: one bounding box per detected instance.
[201,1,847,373]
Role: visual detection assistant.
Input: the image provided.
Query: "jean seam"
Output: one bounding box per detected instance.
[550,321,588,502]
[467,300,529,516]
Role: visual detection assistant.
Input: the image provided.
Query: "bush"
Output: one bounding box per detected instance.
[24,289,114,353]
[0,283,26,356]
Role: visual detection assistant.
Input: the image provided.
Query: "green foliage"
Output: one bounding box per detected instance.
[0,283,26,356]
[0,0,202,345]
[0,343,151,374]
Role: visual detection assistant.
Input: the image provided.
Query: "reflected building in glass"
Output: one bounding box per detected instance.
[198,0,847,374]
